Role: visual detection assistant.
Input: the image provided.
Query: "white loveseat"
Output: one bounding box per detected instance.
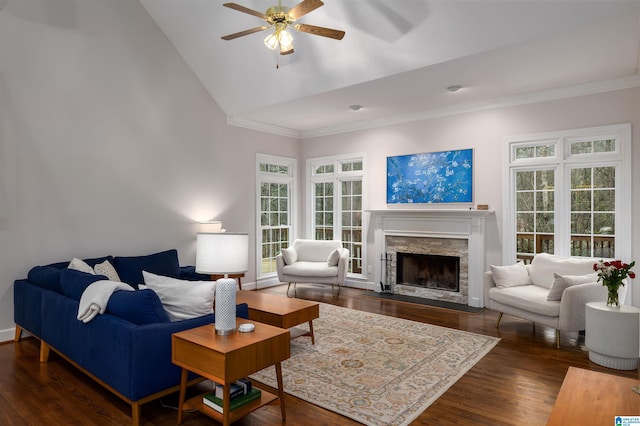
[276,239,349,297]
[483,253,626,348]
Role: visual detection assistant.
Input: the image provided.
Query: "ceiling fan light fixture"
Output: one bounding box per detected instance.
[264,32,279,50]
[279,29,294,52]
[222,0,345,60]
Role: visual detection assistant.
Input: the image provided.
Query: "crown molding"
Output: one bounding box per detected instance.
[227,74,640,140]
[226,115,302,139]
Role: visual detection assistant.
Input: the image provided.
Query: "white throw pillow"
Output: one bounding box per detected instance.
[327,249,341,266]
[68,258,95,274]
[281,247,297,265]
[94,260,121,282]
[490,262,531,288]
[529,253,596,289]
[142,271,215,321]
[547,272,598,301]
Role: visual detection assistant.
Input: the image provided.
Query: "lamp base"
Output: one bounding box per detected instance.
[214,277,237,335]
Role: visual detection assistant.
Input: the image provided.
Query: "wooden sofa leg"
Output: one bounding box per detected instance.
[40,341,50,363]
[496,312,503,328]
[131,401,141,426]
[14,326,23,342]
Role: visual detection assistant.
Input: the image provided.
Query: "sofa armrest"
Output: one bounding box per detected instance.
[276,254,285,282]
[483,271,497,308]
[558,282,607,331]
[336,248,350,284]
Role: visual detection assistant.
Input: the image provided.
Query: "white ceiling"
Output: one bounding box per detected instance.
[140,0,640,138]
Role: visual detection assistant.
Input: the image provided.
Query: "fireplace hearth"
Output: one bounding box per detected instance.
[396,252,460,292]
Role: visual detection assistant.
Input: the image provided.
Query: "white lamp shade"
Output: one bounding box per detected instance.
[195,232,249,275]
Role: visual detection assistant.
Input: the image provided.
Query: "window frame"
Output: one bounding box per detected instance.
[307,153,366,279]
[256,153,297,281]
[503,123,631,264]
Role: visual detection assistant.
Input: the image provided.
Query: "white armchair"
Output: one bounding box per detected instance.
[276,239,349,297]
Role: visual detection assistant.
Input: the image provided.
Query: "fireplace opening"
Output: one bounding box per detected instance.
[396,252,460,292]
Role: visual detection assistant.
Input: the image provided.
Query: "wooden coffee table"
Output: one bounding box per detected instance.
[172,320,290,426]
[236,290,320,344]
[546,367,640,425]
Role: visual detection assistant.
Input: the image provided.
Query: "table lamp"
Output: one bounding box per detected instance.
[196,232,248,335]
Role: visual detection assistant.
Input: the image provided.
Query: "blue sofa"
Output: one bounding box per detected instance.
[14,249,248,426]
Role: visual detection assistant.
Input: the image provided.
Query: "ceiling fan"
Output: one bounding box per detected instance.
[221,0,345,56]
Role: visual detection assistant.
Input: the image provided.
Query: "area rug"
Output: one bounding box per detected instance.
[250,303,500,426]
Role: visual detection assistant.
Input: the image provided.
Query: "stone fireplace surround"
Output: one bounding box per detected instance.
[368,209,493,308]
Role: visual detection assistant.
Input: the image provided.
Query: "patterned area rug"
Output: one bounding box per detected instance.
[250,303,500,426]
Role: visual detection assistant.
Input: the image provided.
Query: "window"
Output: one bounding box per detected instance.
[505,124,631,264]
[308,155,366,276]
[256,154,296,278]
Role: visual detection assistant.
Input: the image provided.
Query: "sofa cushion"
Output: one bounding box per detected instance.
[327,249,341,266]
[282,261,338,278]
[282,247,297,265]
[60,269,109,301]
[490,262,531,288]
[529,253,596,289]
[28,266,64,293]
[293,239,342,262]
[547,272,598,301]
[106,289,170,325]
[142,271,215,321]
[94,260,121,282]
[114,249,180,287]
[489,285,560,317]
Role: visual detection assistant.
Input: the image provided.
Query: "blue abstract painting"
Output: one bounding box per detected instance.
[387,149,473,204]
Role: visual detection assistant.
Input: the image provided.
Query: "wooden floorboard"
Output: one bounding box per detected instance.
[2,285,638,425]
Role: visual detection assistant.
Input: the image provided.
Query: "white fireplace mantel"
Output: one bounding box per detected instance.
[366,209,494,308]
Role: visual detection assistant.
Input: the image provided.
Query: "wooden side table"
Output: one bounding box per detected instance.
[172,320,290,425]
[209,273,244,290]
[236,290,320,344]
[585,302,640,370]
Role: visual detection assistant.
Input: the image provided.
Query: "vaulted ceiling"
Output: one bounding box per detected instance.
[140,0,640,138]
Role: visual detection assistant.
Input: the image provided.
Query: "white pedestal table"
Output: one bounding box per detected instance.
[585,302,640,370]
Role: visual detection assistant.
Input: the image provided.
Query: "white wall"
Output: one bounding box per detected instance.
[0,0,298,341]
[301,88,640,307]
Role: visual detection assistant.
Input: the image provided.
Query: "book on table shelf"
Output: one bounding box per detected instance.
[203,388,262,413]
[214,378,252,400]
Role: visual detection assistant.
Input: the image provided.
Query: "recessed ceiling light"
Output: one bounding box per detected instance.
[349,104,362,111]
[447,85,462,93]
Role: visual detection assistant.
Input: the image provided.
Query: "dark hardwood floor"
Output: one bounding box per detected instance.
[2,285,638,425]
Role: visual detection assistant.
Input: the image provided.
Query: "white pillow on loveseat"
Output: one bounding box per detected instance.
[528,253,596,289]
[142,271,215,321]
[547,272,598,301]
[490,262,531,288]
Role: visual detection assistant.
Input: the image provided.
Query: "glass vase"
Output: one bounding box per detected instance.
[605,280,620,308]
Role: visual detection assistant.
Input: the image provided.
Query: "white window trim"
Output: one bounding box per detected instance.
[256,153,297,281]
[503,123,631,264]
[307,153,367,279]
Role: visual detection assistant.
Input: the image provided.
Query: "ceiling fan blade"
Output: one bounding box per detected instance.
[295,23,345,40]
[288,0,324,21]
[223,3,268,20]
[221,26,269,41]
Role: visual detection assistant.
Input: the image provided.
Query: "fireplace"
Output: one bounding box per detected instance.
[396,252,460,291]
[368,208,493,307]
